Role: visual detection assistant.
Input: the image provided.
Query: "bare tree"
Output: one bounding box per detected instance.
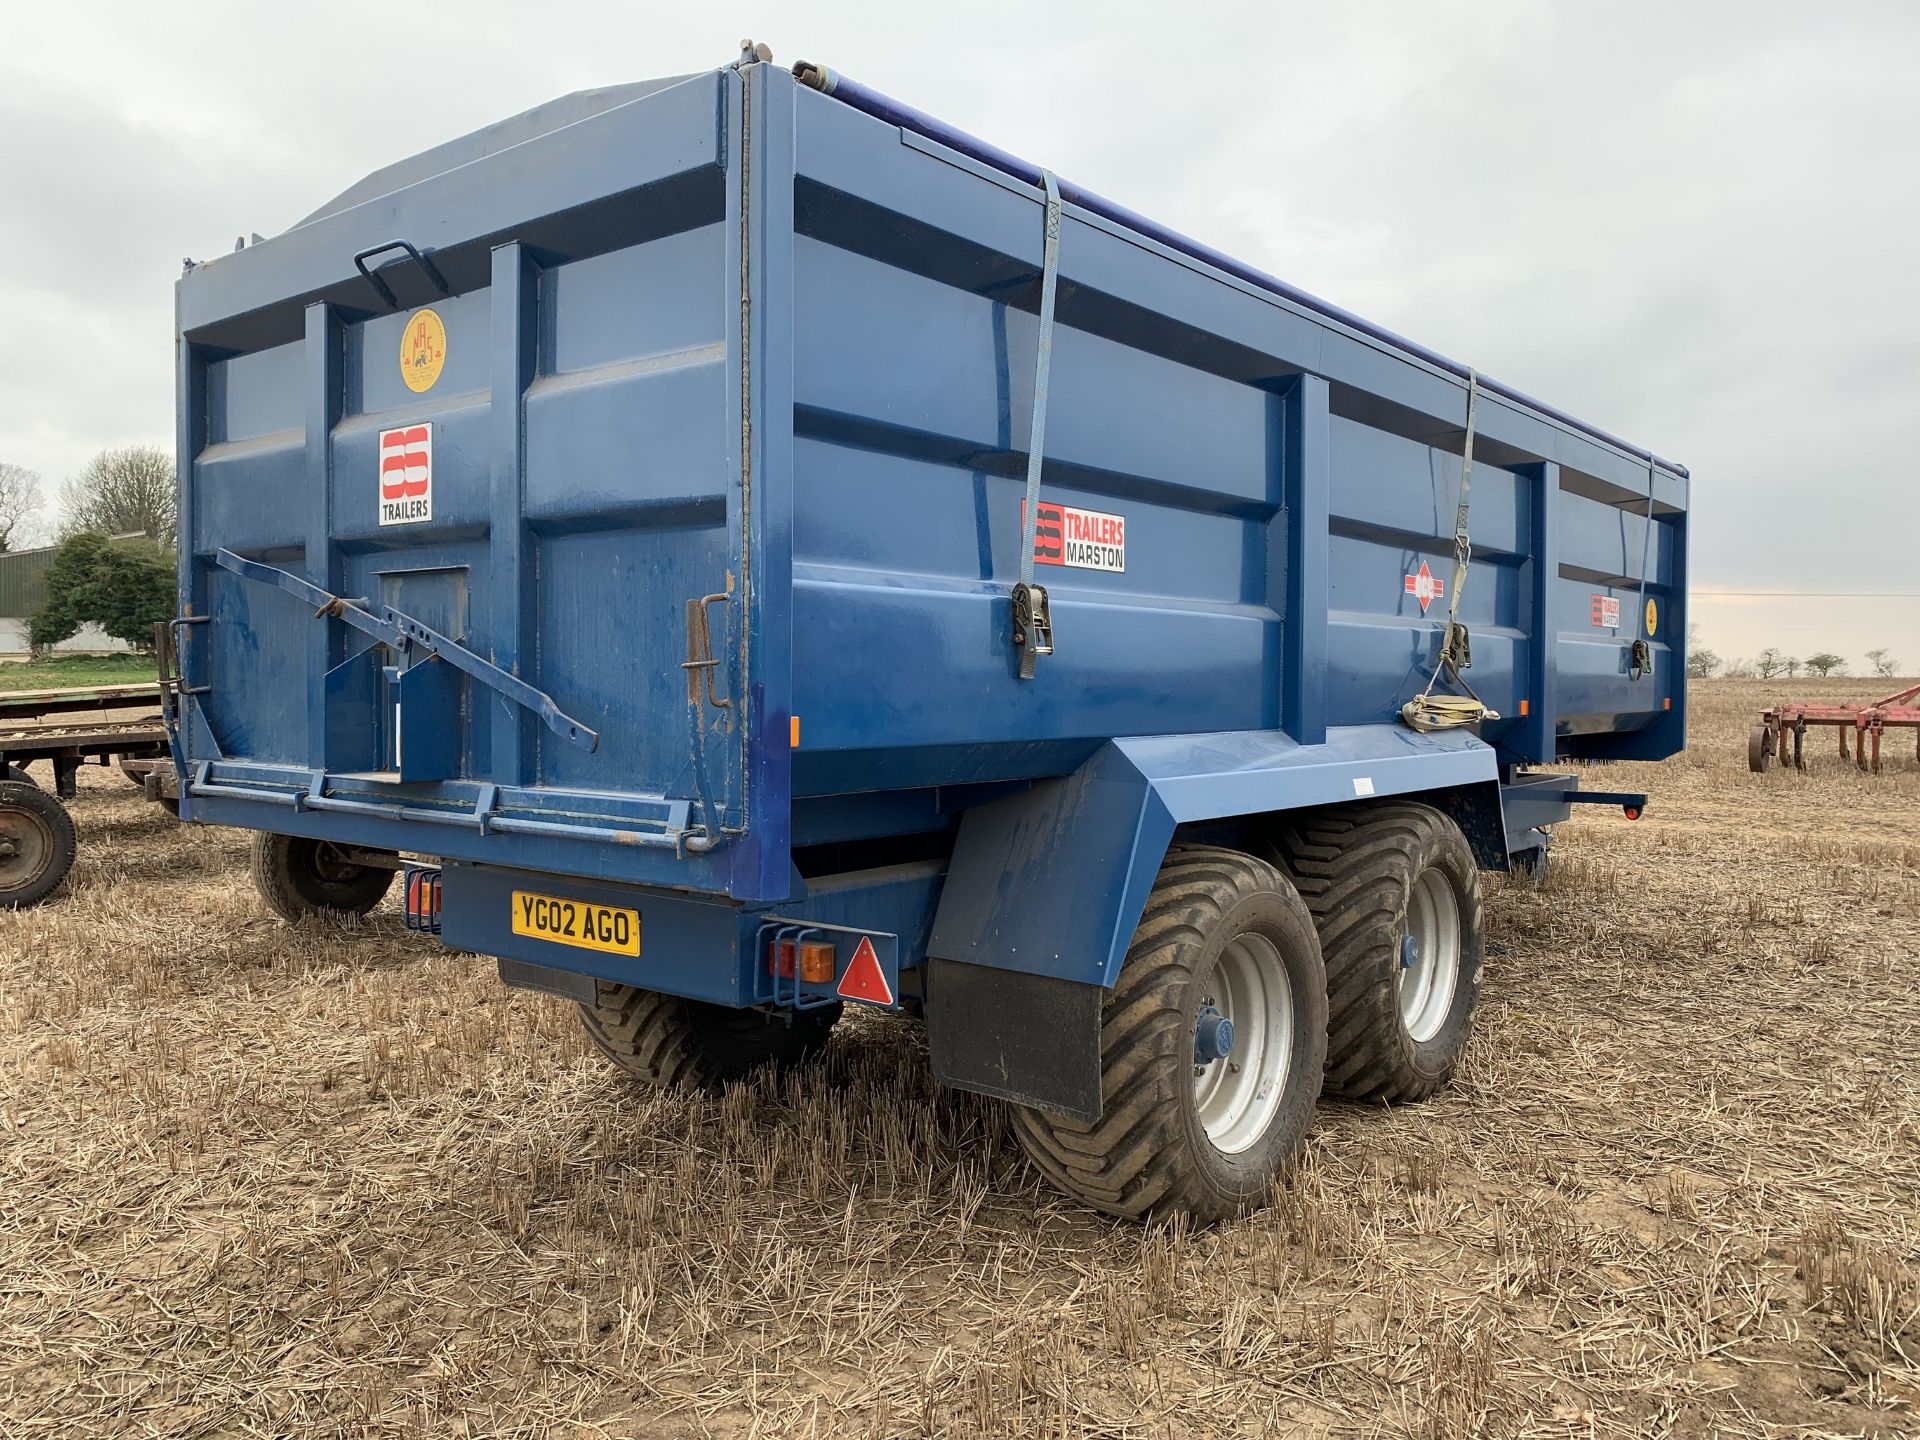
[0,462,43,552]
[1685,623,1722,679]
[59,445,177,547]
[1804,652,1846,678]
[1866,648,1898,679]
[1755,648,1790,680]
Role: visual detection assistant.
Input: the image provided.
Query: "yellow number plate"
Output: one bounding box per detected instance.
[510,890,640,957]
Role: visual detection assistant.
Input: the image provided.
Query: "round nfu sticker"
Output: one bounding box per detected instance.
[400,308,446,393]
[1644,597,1658,637]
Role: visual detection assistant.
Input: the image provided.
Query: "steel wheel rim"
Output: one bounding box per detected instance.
[1400,868,1462,1043]
[0,806,53,895]
[1192,932,1294,1155]
[313,842,365,884]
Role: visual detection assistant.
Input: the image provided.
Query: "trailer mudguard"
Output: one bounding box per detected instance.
[924,724,1499,1117]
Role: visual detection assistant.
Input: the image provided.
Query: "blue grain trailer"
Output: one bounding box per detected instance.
[165,47,1687,1220]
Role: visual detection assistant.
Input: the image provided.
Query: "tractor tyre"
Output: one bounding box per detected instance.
[579,983,841,1090]
[1266,801,1484,1104]
[1009,846,1327,1223]
[3,764,35,787]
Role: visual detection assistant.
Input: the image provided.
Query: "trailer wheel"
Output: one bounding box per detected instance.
[250,832,396,923]
[1267,802,1484,1104]
[578,983,841,1089]
[0,780,77,909]
[3,764,34,787]
[1009,847,1327,1223]
[1747,725,1772,773]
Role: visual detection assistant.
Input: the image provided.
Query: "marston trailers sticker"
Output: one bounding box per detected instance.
[1028,500,1126,572]
[1404,562,1444,614]
[378,424,432,526]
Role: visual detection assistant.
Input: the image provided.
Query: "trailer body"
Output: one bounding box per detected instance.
[169,59,1688,1117]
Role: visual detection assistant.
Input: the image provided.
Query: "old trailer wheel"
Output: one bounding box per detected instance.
[1009,847,1327,1223]
[579,983,840,1089]
[1267,802,1484,1104]
[251,832,396,922]
[0,780,77,909]
[3,764,34,787]
[1747,725,1772,773]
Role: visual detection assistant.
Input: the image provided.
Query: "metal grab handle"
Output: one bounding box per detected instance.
[352,239,449,309]
[681,592,732,710]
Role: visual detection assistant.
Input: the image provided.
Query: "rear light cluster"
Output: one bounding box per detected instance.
[770,938,835,984]
[403,866,442,933]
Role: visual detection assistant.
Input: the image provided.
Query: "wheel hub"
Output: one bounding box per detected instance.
[0,812,52,890]
[1191,933,1295,1156]
[312,842,365,883]
[1193,1004,1235,1064]
[1398,868,1463,1043]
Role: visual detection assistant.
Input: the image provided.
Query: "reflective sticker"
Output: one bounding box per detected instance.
[400,307,446,393]
[1404,562,1444,614]
[378,424,432,526]
[1353,776,1375,797]
[1590,594,1621,628]
[1644,597,1658,636]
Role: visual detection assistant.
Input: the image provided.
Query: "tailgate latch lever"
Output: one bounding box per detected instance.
[212,548,599,753]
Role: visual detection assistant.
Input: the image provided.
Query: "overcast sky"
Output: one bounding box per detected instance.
[3,2,1915,668]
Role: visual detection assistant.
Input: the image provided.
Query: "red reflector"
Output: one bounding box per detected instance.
[771,939,838,985]
[836,935,894,1005]
[1624,806,1642,820]
[769,939,796,979]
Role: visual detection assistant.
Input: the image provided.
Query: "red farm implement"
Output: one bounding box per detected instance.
[1749,682,1920,774]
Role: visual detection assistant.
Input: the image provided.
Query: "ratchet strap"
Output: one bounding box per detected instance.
[1402,370,1499,732]
[1012,169,1063,680]
[1629,460,1656,680]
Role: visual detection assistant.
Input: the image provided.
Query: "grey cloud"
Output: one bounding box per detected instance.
[1,0,1913,665]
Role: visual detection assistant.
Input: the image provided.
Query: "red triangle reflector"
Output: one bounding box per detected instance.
[836,935,894,1005]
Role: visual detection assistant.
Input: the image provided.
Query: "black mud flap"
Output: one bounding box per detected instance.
[925,959,1103,1122]
[498,957,598,1004]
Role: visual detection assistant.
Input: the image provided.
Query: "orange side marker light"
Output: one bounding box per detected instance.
[1518,699,1530,717]
[798,941,835,984]
[790,714,801,748]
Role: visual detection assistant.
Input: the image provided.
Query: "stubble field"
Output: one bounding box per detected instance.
[0,678,1915,1437]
